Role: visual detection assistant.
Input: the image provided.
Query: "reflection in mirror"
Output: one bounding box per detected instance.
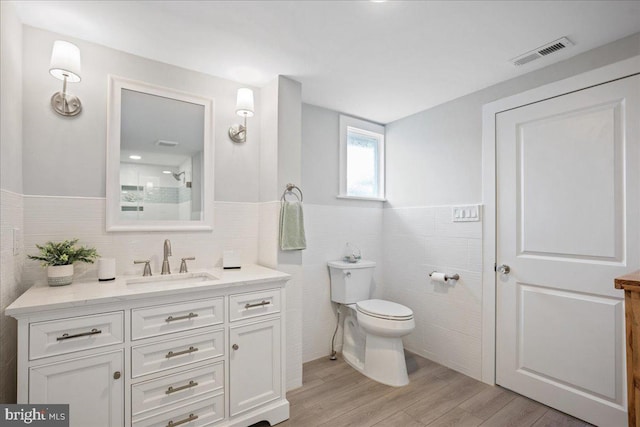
[120,89,204,222]
[107,76,214,231]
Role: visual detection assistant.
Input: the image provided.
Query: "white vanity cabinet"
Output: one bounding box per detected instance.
[30,349,125,426]
[25,311,126,426]
[7,266,290,427]
[228,290,282,417]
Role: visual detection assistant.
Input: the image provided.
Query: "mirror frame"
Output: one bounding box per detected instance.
[106,75,215,231]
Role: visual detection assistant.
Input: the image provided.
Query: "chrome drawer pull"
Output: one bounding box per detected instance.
[244,300,270,309]
[166,380,198,395]
[166,346,198,359]
[166,312,198,322]
[56,328,102,341]
[166,413,198,427]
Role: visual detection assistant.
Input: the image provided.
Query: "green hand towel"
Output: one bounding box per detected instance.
[279,200,307,251]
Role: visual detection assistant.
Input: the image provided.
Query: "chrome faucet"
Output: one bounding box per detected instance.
[180,257,195,273]
[134,260,152,277]
[161,239,172,275]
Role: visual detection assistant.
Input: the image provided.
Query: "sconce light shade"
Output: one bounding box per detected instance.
[50,41,81,82]
[49,40,82,117]
[236,88,254,117]
[229,88,254,143]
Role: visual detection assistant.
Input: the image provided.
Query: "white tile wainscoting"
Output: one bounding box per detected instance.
[21,196,261,284]
[0,190,25,403]
[278,263,304,390]
[301,203,384,363]
[382,205,483,380]
[298,202,483,381]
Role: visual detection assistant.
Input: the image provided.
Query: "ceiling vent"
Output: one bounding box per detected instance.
[511,37,574,66]
[155,140,179,147]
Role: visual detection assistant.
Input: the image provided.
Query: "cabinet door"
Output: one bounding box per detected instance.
[229,318,281,416]
[30,350,124,427]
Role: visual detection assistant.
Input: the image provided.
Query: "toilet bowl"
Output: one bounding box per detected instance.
[328,260,415,386]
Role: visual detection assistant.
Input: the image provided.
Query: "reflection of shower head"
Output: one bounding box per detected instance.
[172,172,185,182]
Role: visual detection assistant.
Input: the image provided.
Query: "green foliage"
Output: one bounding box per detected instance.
[28,239,99,267]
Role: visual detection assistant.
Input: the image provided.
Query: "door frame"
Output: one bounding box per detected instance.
[480,55,640,385]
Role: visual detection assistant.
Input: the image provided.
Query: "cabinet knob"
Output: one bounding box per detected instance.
[113,371,121,380]
[232,344,239,350]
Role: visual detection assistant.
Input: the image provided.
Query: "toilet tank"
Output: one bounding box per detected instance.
[328,260,376,304]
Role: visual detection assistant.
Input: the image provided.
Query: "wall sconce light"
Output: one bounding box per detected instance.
[49,40,82,117]
[228,88,254,143]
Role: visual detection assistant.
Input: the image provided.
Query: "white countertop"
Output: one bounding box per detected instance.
[5,264,290,317]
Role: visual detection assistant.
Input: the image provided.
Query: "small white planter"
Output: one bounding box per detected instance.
[47,264,74,286]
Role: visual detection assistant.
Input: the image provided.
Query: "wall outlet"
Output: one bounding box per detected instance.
[13,227,21,256]
[452,205,481,222]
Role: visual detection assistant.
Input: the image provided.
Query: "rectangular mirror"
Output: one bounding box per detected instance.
[106,75,214,231]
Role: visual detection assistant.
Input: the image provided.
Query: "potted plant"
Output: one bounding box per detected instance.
[28,239,99,286]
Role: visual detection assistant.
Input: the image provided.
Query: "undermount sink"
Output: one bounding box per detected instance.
[126,272,218,286]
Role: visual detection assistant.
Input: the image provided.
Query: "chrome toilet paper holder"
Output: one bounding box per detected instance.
[429,271,460,281]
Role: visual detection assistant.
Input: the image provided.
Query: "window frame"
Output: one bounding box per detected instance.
[338,115,386,201]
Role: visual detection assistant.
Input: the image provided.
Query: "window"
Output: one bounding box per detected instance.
[339,115,385,200]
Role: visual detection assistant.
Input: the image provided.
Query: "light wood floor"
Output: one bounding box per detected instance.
[263,352,593,427]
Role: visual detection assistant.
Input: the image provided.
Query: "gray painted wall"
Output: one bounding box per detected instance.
[22,25,261,202]
[277,76,302,196]
[258,75,302,205]
[1,2,23,194]
[301,104,385,208]
[259,79,279,203]
[385,32,640,207]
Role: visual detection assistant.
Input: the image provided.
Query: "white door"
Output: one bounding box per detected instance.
[29,350,124,427]
[496,74,640,427]
[229,318,281,417]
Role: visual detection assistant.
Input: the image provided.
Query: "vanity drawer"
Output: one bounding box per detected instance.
[132,393,224,427]
[229,289,280,322]
[132,362,224,417]
[132,298,224,340]
[29,312,124,360]
[131,329,224,378]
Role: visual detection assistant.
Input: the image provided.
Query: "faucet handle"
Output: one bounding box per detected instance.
[180,257,195,273]
[134,260,152,277]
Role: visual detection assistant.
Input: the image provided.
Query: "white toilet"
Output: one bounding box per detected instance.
[328,260,415,386]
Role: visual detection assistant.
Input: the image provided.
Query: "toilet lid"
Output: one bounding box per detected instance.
[327,260,376,269]
[356,299,413,320]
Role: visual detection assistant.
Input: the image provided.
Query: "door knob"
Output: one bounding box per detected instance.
[113,371,121,380]
[232,344,239,350]
[497,264,511,275]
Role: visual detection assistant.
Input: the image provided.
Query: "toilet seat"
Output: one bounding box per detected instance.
[356,299,413,321]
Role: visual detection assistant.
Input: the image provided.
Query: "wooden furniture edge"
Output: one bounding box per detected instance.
[615,271,640,290]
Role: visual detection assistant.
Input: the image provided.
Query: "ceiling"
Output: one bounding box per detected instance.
[14,1,640,124]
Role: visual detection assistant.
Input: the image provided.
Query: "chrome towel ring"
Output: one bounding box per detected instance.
[281,183,303,202]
